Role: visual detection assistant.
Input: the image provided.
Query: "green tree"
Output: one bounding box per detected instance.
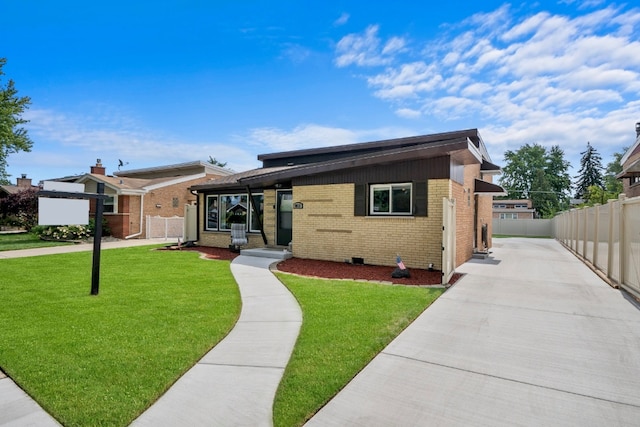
[499,143,548,199]
[499,143,572,217]
[0,58,33,185]
[603,147,626,196]
[574,142,604,199]
[207,156,228,168]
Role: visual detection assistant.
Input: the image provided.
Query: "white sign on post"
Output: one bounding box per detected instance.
[38,181,90,226]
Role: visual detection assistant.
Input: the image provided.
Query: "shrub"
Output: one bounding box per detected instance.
[35,225,91,241]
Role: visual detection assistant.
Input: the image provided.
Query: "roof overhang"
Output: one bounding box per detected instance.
[474,179,507,196]
[481,159,502,175]
[617,157,640,178]
[75,174,147,195]
[242,138,476,187]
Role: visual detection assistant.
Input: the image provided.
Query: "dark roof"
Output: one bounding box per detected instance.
[474,179,507,195]
[257,128,487,164]
[192,137,482,191]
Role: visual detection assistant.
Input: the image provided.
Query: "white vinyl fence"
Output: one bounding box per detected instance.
[553,194,640,299]
[492,218,553,237]
[146,215,184,239]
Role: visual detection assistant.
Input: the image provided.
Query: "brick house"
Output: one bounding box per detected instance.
[0,174,39,199]
[618,122,640,198]
[191,129,505,271]
[75,160,233,239]
[492,199,535,219]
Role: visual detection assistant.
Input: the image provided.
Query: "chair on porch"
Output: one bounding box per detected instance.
[230,223,248,252]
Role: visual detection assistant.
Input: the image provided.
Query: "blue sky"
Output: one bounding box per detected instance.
[2,0,640,184]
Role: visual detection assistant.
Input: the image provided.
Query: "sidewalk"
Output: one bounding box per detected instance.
[0,238,177,259]
[305,238,640,426]
[131,255,302,426]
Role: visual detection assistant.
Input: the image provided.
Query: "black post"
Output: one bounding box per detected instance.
[91,183,104,295]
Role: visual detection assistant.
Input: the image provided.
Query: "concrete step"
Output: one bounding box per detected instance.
[240,248,293,260]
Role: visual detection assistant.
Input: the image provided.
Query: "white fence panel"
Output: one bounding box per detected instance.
[492,219,553,237]
[552,195,640,299]
[146,215,184,239]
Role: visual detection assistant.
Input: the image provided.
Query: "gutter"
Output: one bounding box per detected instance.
[125,194,145,239]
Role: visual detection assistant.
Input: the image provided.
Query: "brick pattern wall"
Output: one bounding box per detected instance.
[291,182,450,269]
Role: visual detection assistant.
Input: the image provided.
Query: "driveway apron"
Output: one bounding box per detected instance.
[305,237,640,426]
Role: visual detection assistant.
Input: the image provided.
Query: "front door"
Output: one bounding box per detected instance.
[276,190,293,246]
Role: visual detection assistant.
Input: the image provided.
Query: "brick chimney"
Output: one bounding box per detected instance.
[16,174,32,188]
[91,159,106,175]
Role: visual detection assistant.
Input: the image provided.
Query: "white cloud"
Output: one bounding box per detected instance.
[333,3,640,166]
[244,124,414,152]
[334,12,350,27]
[334,25,406,67]
[395,108,422,119]
[19,108,260,179]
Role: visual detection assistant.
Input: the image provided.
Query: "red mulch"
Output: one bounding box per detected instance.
[165,246,460,286]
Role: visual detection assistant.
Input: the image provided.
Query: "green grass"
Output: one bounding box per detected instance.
[0,246,240,426]
[0,231,74,251]
[273,274,444,427]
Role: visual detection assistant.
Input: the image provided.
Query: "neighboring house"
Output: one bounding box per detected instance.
[191,129,505,270]
[0,174,39,199]
[618,122,640,198]
[492,199,535,219]
[71,160,233,239]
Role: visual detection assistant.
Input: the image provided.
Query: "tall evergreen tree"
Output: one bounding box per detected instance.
[0,58,33,184]
[574,142,604,199]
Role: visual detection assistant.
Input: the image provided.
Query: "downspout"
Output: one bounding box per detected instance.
[125,194,145,239]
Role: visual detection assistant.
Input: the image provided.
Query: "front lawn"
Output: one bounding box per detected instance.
[0,246,240,426]
[0,231,74,251]
[273,274,444,426]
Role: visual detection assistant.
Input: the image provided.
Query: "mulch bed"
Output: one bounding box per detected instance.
[164,245,461,286]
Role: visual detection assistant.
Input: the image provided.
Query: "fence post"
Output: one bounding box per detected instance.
[618,194,626,288]
[592,204,599,267]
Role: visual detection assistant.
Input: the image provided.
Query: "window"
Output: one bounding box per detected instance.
[206,195,218,230]
[500,213,518,219]
[219,194,248,230]
[103,195,115,213]
[494,204,506,209]
[514,204,527,209]
[249,194,264,232]
[206,193,264,232]
[370,183,412,215]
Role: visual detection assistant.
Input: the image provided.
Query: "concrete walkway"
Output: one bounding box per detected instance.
[305,238,640,426]
[131,255,302,426]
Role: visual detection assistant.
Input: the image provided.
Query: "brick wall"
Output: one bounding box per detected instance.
[291,181,450,269]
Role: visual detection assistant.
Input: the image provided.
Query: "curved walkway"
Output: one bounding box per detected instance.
[132,255,302,426]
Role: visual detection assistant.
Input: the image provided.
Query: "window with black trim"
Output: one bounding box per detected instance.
[370,183,412,215]
[205,195,218,230]
[205,193,264,231]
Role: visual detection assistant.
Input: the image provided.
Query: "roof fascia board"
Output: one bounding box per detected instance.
[144,173,207,191]
[242,139,471,186]
[257,129,480,162]
[620,135,640,167]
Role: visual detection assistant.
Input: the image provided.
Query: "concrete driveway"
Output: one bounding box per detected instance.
[306,237,640,426]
